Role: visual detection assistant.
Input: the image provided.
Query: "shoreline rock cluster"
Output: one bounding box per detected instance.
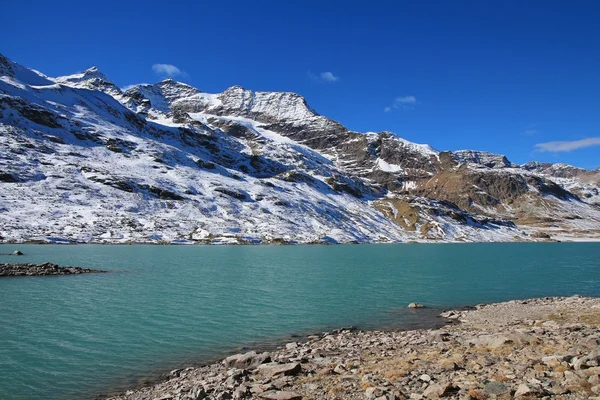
[105,296,600,400]
[0,262,105,276]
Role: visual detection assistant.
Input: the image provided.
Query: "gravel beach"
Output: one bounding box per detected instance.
[106,296,600,400]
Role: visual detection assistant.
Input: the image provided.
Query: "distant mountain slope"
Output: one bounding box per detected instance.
[1,53,598,243]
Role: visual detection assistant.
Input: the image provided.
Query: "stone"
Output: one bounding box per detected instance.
[333,364,347,374]
[255,363,301,379]
[419,374,432,382]
[408,303,424,309]
[250,384,267,394]
[423,383,442,399]
[422,383,457,399]
[232,385,249,399]
[191,387,207,399]
[13,250,23,255]
[563,370,577,381]
[224,351,271,369]
[423,383,459,399]
[270,377,292,390]
[514,384,534,397]
[469,333,530,349]
[573,357,587,370]
[542,355,570,365]
[483,381,509,395]
[258,391,303,400]
[365,386,384,399]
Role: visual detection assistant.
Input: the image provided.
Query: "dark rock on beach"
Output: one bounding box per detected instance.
[0,262,105,277]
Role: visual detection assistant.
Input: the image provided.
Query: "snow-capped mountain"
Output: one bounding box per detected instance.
[1,53,599,243]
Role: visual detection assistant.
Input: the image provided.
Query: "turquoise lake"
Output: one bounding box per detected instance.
[1,243,599,399]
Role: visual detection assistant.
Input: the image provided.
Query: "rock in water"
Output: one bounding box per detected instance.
[0,262,105,277]
[13,250,23,255]
[408,302,425,308]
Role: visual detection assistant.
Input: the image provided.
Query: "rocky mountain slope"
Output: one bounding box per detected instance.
[1,53,599,243]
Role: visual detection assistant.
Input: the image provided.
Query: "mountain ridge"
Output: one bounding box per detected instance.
[1,54,599,243]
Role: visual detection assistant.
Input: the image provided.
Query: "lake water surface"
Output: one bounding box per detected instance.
[1,243,599,399]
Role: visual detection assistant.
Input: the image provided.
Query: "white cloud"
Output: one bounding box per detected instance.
[320,72,339,82]
[308,71,340,83]
[385,95,418,112]
[152,63,188,78]
[524,129,539,135]
[394,96,417,105]
[534,137,600,152]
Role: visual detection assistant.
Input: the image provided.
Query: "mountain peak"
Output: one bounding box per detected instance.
[157,78,197,89]
[50,67,124,100]
[80,66,107,79]
[54,66,115,91]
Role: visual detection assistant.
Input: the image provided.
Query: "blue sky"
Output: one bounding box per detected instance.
[2,0,599,169]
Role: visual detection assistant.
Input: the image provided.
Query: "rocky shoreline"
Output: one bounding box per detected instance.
[104,296,600,400]
[0,262,105,276]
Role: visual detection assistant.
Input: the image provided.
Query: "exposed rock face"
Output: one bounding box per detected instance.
[522,162,600,182]
[1,52,599,243]
[0,262,105,276]
[106,296,600,400]
[452,150,515,169]
[121,79,201,118]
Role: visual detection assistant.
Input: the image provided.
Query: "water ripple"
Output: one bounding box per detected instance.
[0,243,599,400]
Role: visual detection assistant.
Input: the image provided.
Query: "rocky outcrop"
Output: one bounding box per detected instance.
[107,296,600,400]
[0,262,105,276]
[122,79,201,117]
[453,150,515,169]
